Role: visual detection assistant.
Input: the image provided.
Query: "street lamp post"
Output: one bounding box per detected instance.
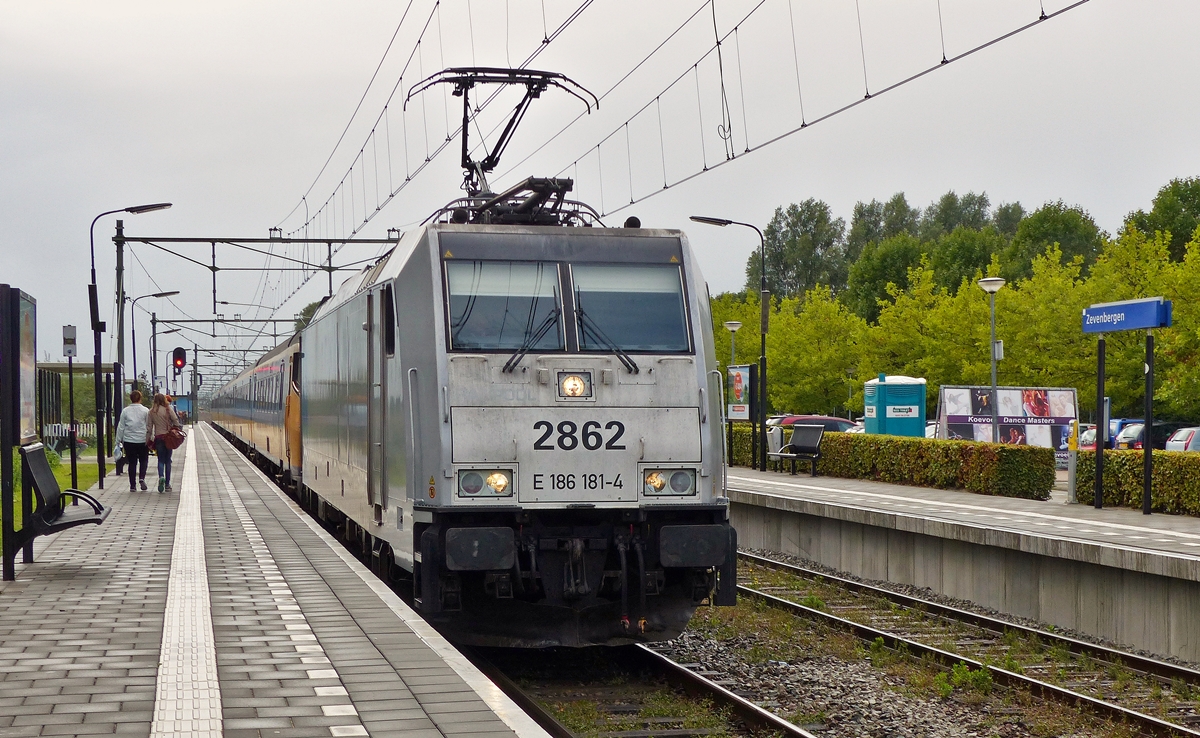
[692,216,768,471]
[129,291,179,396]
[723,321,742,367]
[723,321,742,463]
[89,202,171,487]
[978,277,1006,443]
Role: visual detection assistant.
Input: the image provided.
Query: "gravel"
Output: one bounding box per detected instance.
[664,627,1106,738]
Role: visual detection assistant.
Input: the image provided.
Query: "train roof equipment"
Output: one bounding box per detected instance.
[405,67,601,226]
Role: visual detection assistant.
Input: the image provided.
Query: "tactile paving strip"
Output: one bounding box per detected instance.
[151,430,224,737]
[201,431,369,737]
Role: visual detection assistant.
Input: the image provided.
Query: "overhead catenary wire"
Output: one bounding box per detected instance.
[274,0,419,230]
[267,2,594,316]
[495,0,713,182]
[564,0,1094,220]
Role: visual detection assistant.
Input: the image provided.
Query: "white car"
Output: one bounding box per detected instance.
[1165,427,1200,452]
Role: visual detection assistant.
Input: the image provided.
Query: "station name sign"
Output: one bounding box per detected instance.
[1081,297,1172,334]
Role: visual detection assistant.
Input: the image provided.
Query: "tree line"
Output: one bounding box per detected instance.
[711,177,1200,422]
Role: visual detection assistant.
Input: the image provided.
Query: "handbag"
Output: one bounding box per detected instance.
[164,427,186,450]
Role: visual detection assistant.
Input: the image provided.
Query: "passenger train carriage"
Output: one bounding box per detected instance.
[212,187,735,648]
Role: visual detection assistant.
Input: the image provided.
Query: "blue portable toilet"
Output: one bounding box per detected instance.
[863,374,927,437]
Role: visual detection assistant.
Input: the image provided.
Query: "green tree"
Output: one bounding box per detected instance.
[1001,201,1105,282]
[709,292,762,373]
[927,226,1007,293]
[767,287,866,416]
[745,200,847,298]
[1124,176,1200,262]
[842,233,926,322]
[919,191,991,241]
[1156,233,1200,419]
[845,193,921,266]
[993,201,1026,238]
[997,247,1096,406]
[294,299,324,333]
[1085,228,1178,418]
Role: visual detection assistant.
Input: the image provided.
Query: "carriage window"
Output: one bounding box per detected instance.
[445,261,563,351]
[572,265,690,352]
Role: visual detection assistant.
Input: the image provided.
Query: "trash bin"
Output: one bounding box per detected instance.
[863,374,927,437]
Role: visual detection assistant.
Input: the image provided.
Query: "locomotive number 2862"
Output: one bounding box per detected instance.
[532,420,626,451]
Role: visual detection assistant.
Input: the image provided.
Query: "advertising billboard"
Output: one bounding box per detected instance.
[17,293,36,444]
[727,365,753,421]
[0,286,38,445]
[937,385,1078,468]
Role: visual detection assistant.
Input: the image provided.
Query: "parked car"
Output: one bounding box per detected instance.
[846,421,865,434]
[1114,421,1192,450]
[1165,427,1200,452]
[767,414,857,433]
[1107,418,1151,449]
[1078,427,1097,451]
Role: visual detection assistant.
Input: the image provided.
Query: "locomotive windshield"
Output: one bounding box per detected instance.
[446,260,564,351]
[572,265,690,352]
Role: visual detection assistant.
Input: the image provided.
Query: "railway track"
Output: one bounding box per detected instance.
[469,644,816,738]
[218,429,814,738]
[739,551,1200,737]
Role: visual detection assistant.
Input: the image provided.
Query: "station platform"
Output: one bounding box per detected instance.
[0,423,548,738]
[726,467,1200,663]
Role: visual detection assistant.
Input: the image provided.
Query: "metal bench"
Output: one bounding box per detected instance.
[15,442,110,544]
[767,424,824,476]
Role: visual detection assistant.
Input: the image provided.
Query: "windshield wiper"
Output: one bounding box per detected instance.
[576,307,639,374]
[503,308,561,373]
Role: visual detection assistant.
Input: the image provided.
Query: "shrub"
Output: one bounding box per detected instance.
[1076,450,1200,516]
[728,424,1054,500]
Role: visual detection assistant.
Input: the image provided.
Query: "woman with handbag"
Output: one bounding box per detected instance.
[148,393,183,493]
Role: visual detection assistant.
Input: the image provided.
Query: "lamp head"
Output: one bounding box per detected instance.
[723,320,743,333]
[125,202,172,214]
[152,291,180,299]
[689,215,732,227]
[977,276,1006,294]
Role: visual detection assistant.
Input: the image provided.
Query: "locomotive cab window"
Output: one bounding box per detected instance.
[445,260,564,351]
[572,264,691,352]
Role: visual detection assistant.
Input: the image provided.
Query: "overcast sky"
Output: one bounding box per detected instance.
[3,0,1198,385]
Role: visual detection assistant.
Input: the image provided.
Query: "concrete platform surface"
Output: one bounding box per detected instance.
[0,423,549,738]
[728,467,1200,579]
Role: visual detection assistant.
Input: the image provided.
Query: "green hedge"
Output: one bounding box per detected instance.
[1076,450,1200,516]
[729,425,1054,500]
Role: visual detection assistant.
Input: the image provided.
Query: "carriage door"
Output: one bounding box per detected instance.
[366,289,388,520]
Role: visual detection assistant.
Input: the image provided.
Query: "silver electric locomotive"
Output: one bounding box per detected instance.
[213,69,735,648]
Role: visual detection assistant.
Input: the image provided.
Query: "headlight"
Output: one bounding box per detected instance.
[558,371,592,398]
[457,469,514,497]
[643,469,696,496]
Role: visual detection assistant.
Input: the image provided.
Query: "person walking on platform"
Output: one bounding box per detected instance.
[114,390,150,491]
[148,393,182,493]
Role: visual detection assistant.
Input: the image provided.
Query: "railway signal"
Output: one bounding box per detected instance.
[172,346,187,372]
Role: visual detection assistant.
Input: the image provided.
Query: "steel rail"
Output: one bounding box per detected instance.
[741,551,1200,687]
[462,647,575,738]
[464,643,817,738]
[738,567,1200,737]
[631,644,817,738]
